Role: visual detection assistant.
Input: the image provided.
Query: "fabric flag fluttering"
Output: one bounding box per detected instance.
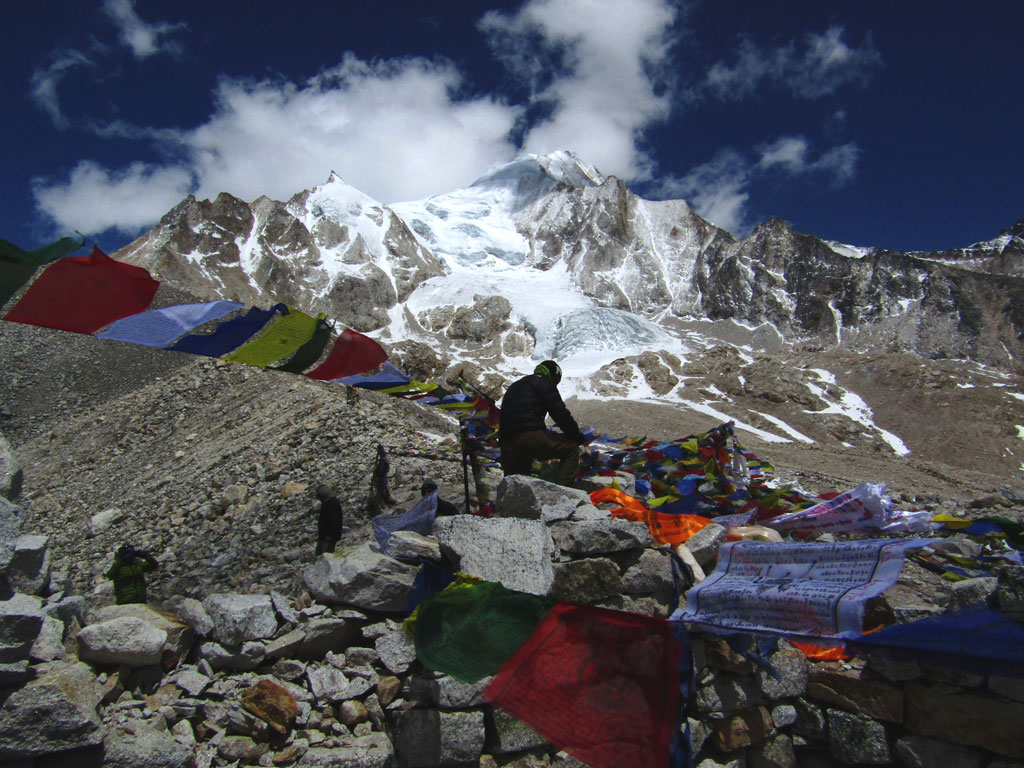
[271,316,333,373]
[4,246,159,334]
[221,306,319,367]
[306,328,388,380]
[485,603,684,768]
[94,301,244,347]
[167,305,286,357]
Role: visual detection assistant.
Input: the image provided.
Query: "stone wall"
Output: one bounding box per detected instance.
[1,473,1023,767]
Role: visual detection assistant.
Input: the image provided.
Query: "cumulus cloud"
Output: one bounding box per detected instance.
[33,161,193,234]
[31,56,525,235]
[30,50,94,129]
[101,0,186,59]
[657,136,861,235]
[659,149,753,234]
[33,0,683,236]
[480,0,678,181]
[703,25,881,101]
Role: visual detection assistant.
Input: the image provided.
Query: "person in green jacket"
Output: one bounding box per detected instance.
[105,544,158,604]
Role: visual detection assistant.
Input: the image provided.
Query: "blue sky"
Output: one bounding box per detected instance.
[3,0,1022,255]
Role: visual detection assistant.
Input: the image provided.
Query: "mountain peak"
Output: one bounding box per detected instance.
[470,151,605,191]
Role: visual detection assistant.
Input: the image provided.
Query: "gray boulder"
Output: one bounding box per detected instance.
[388,530,441,562]
[30,614,67,662]
[495,474,590,522]
[622,549,674,595]
[303,542,421,612]
[175,596,214,636]
[198,639,265,671]
[5,534,50,595]
[375,627,418,674]
[0,592,43,662]
[88,507,126,536]
[682,523,727,567]
[550,558,623,603]
[77,615,167,667]
[550,518,651,555]
[432,515,554,595]
[103,718,193,768]
[575,471,637,496]
[0,430,22,501]
[391,709,486,768]
[94,603,196,660]
[202,592,278,646]
[0,661,104,759]
[0,496,21,596]
[298,617,358,660]
[299,733,394,767]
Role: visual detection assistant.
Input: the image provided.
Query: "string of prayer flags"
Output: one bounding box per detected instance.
[4,246,159,334]
[221,306,319,367]
[305,327,387,380]
[167,304,283,357]
[373,492,438,555]
[485,603,685,768]
[94,300,244,347]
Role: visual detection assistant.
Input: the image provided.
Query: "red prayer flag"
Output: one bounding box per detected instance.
[485,603,683,768]
[3,246,159,334]
[304,328,387,380]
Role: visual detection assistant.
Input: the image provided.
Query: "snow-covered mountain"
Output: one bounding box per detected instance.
[110,151,1024,481]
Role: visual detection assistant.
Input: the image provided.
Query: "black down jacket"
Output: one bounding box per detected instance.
[499,373,583,442]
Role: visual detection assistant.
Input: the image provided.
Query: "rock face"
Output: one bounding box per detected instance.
[303,542,421,611]
[112,153,1024,370]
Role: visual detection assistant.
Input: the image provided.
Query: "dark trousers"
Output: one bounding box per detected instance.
[499,430,580,486]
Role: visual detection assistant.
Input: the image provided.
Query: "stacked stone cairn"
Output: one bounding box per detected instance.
[2,457,1024,767]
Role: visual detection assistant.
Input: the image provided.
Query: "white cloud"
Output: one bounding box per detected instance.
[481,0,678,181]
[658,149,753,234]
[30,50,94,129]
[758,136,859,186]
[659,136,861,235]
[33,1,682,236]
[101,0,186,59]
[704,25,881,101]
[33,161,193,235]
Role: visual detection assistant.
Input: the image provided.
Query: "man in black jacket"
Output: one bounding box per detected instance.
[498,360,585,486]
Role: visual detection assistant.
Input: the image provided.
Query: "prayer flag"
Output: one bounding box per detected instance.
[304,328,387,380]
[271,316,332,373]
[486,603,684,768]
[168,304,284,358]
[94,301,244,347]
[0,236,84,266]
[221,306,318,367]
[4,246,159,334]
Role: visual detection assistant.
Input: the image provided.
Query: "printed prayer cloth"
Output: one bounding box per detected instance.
[680,539,933,638]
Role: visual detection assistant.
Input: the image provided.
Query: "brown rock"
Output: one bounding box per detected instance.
[807,663,903,723]
[240,679,298,735]
[712,706,774,752]
[378,675,401,707]
[906,682,1024,758]
[704,636,754,674]
[280,482,307,499]
[338,699,368,726]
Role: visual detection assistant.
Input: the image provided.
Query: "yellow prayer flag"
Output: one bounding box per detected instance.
[221,306,318,367]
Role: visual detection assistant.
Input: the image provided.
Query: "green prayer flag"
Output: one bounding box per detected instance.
[0,262,38,312]
[221,306,319,367]
[0,235,85,310]
[0,236,84,266]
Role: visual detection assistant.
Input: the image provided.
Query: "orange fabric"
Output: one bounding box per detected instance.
[590,489,712,546]
[791,640,850,661]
